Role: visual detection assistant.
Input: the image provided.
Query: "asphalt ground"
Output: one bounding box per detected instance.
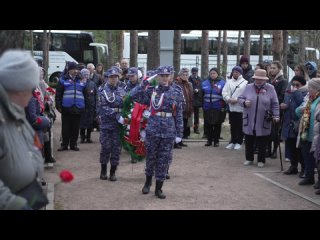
[43,112,320,210]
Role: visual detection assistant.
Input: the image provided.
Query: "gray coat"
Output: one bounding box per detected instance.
[238,83,279,136]
[0,84,44,210]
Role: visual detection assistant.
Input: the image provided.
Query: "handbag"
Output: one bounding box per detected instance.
[16,178,49,210]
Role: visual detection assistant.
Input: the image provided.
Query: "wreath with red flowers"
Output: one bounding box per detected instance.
[119,78,157,161]
[119,95,148,161]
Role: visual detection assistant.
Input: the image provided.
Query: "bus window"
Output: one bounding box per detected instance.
[124,31,318,78]
[31,30,105,84]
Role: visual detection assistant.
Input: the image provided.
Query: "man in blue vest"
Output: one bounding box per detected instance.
[55,62,87,151]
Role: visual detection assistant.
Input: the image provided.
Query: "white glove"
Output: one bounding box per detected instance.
[175,137,182,144]
[118,116,124,124]
[147,74,158,82]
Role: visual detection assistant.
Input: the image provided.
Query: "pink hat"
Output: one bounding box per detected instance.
[252,69,269,80]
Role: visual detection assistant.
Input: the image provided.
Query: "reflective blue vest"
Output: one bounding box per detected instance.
[202,79,225,110]
[61,78,86,109]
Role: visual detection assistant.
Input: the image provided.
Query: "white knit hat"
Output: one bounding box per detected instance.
[0,50,40,91]
[308,78,320,91]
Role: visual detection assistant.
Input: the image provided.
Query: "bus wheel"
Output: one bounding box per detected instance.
[49,72,61,84]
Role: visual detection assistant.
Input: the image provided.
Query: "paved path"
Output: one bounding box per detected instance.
[44,112,320,210]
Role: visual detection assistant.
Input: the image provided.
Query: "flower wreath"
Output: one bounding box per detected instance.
[119,78,157,161]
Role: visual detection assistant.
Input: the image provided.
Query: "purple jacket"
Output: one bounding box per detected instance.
[238,83,279,136]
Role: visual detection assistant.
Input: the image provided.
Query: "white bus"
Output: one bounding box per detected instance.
[123,30,318,79]
[31,30,107,83]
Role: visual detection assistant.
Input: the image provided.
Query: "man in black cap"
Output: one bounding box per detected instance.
[189,67,202,134]
[55,62,87,151]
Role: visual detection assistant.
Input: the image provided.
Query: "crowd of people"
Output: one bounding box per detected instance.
[1,49,320,209]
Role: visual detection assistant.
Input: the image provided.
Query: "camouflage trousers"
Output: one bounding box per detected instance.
[145,134,175,181]
[99,128,121,166]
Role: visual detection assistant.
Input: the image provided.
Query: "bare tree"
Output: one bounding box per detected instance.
[259,30,264,63]
[201,30,209,79]
[130,30,138,67]
[222,30,228,78]
[244,30,251,60]
[272,30,283,61]
[217,30,222,73]
[173,30,181,78]
[0,30,25,55]
[147,30,160,70]
[106,30,114,68]
[236,30,241,64]
[282,30,288,79]
[298,30,305,64]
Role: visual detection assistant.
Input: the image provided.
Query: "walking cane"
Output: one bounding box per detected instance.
[276,119,284,171]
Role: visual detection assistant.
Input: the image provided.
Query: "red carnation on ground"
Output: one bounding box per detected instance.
[59,170,74,183]
[36,117,42,124]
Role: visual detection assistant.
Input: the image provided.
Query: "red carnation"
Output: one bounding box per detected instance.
[46,87,56,94]
[59,170,74,183]
[36,117,42,124]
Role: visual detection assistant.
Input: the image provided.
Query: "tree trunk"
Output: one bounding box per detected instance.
[117,30,124,62]
[173,30,181,78]
[201,30,209,79]
[42,30,49,81]
[217,30,222,73]
[106,30,114,69]
[282,30,288,79]
[147,30,160,71]
[130,30,138,67]
[236,30,241,64]
[244,30,251,60]
[222,30,228,79]
[0,30,25,55]
[298,30,305,64]
[272,30,283,61]
[259,30,264,63]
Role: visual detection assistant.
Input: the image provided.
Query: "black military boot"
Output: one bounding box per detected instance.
[109,165,117,181]
[142,176,152,194]
[100,164,108,180]
[155,180,166,199]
